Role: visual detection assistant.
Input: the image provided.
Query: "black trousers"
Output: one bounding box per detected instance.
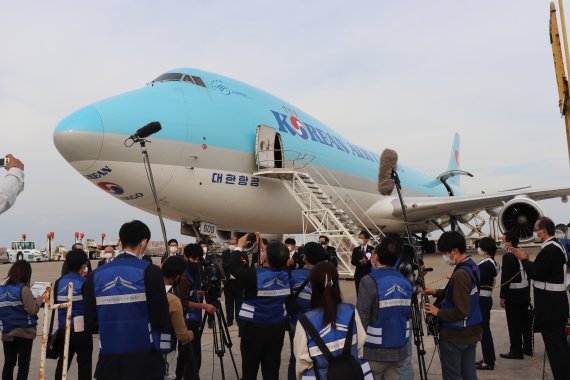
[239,321,286,380]
[223,281,243,324]
[505,301,532,355]
[479,297,496,365]
[539,320,570,380]
[176,321,201,380]
[2,337,33,380]
[55,331,93,380]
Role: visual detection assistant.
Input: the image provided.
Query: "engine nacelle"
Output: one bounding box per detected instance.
[498,198,544,242]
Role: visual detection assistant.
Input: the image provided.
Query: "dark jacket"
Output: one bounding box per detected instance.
[351,245,374,282]
[500,251,530,304]
[522,238,569,322]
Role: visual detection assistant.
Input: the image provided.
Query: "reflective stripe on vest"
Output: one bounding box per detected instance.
[0,283,37,333]
[56,273,86,330]
[238,268,290,324]
[480,289,492,297]
[440,259,483,330]
[364,268,412,349]
[509,257,529,289]
[94,258,158,354]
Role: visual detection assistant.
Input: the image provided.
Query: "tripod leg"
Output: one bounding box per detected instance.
[215,302,241,378]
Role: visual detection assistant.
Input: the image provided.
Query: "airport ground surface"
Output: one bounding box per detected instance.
[0,247,560,379]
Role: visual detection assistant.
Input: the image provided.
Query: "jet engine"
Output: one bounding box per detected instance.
[498,198,544,242]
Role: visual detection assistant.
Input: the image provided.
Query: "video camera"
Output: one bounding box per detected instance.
[201,254,225,299]
[0,157,8,168]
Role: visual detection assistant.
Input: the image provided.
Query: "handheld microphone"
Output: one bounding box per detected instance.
[127,121,162,141]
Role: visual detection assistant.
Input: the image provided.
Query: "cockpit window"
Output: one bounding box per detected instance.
[152,73,184,82]
[152,73,206,88]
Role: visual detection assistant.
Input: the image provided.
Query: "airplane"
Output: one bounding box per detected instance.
[53,68,570,257]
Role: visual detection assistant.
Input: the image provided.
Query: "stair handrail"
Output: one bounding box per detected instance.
[304,163,383,243]
[311,163,386,241]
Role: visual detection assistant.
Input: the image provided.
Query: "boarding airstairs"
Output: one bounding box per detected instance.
[253,149,383,278]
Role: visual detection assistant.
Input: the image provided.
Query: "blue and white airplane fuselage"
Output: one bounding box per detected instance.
[53,68,570,239]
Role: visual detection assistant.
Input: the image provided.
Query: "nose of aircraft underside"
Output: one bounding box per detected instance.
[53,106,104,171]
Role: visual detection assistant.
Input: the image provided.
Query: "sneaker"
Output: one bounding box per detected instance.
[476,362,494,370]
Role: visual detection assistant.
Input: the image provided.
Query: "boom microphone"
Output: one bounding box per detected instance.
[378,148,398,195]
[135,121,162,139]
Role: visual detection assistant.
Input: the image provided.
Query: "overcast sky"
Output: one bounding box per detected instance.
[1,1,569,248]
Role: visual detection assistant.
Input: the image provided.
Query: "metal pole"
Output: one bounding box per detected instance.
[61,282,73,380]
[140,140,168,251]
[38,285,52,380]
[559,0,570,81]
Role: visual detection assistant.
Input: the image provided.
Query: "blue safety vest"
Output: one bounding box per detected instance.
[0,282,38,333]
[290,268,311,325]
[440,258,483,330]
[238,268,290,324]
[301,303,372,380]
[55,273,86,330]
[365,267,412,349]
[94,256,167,354]
[183,269,202,324]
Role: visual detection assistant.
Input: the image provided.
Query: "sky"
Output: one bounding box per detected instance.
[1,1,570,248]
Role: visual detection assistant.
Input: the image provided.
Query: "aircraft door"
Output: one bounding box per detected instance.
[256,125,282,169]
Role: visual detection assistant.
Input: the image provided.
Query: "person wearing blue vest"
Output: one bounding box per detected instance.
[424,231,482,380]
[229,234,290,380]
[293,261,371,380]
[162,256,195,380]
[0,260,42,380]
[83,220,170,380]
[54,249,92,380]
[175,243,217,380]
[287,242,326,380]
[356,237,413,380]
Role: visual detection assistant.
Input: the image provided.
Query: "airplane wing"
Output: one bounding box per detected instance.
[396,187,570,221]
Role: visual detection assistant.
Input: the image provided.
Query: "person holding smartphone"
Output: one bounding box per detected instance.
[0,154,24,215]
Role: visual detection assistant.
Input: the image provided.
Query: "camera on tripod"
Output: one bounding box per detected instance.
[201,255,225,299]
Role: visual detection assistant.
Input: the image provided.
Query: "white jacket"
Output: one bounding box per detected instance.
[0,167,24,214]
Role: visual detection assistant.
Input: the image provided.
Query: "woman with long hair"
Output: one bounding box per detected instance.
[293,261,370,379]
[0,260,42,380]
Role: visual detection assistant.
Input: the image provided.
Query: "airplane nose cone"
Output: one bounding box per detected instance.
[53,106,104,171]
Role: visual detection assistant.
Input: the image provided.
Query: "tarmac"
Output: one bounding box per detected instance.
[0,247,561,379]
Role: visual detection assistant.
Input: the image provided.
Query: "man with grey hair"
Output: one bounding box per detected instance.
[0,154,24,215]
[512,216,570,380]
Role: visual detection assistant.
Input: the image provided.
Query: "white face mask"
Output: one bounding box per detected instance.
[442,253,455,266]
[358,238,365,246]
[228,245,236,251]
[533,231,539,241]
[555,231,566,240]
[169,246,178,254]
[202,247,208,254]
[288,245,295,253]
[103,253,113,259]
[477,247,485,256]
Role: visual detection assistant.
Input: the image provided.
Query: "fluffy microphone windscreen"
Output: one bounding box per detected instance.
[378,149,398,195]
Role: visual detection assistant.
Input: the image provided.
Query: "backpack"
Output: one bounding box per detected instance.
[299,311,364,380]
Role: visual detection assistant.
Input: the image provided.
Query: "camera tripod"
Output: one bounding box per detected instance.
[199,298,240,380]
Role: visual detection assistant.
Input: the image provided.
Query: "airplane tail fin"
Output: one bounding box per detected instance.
[447,133,460,185]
